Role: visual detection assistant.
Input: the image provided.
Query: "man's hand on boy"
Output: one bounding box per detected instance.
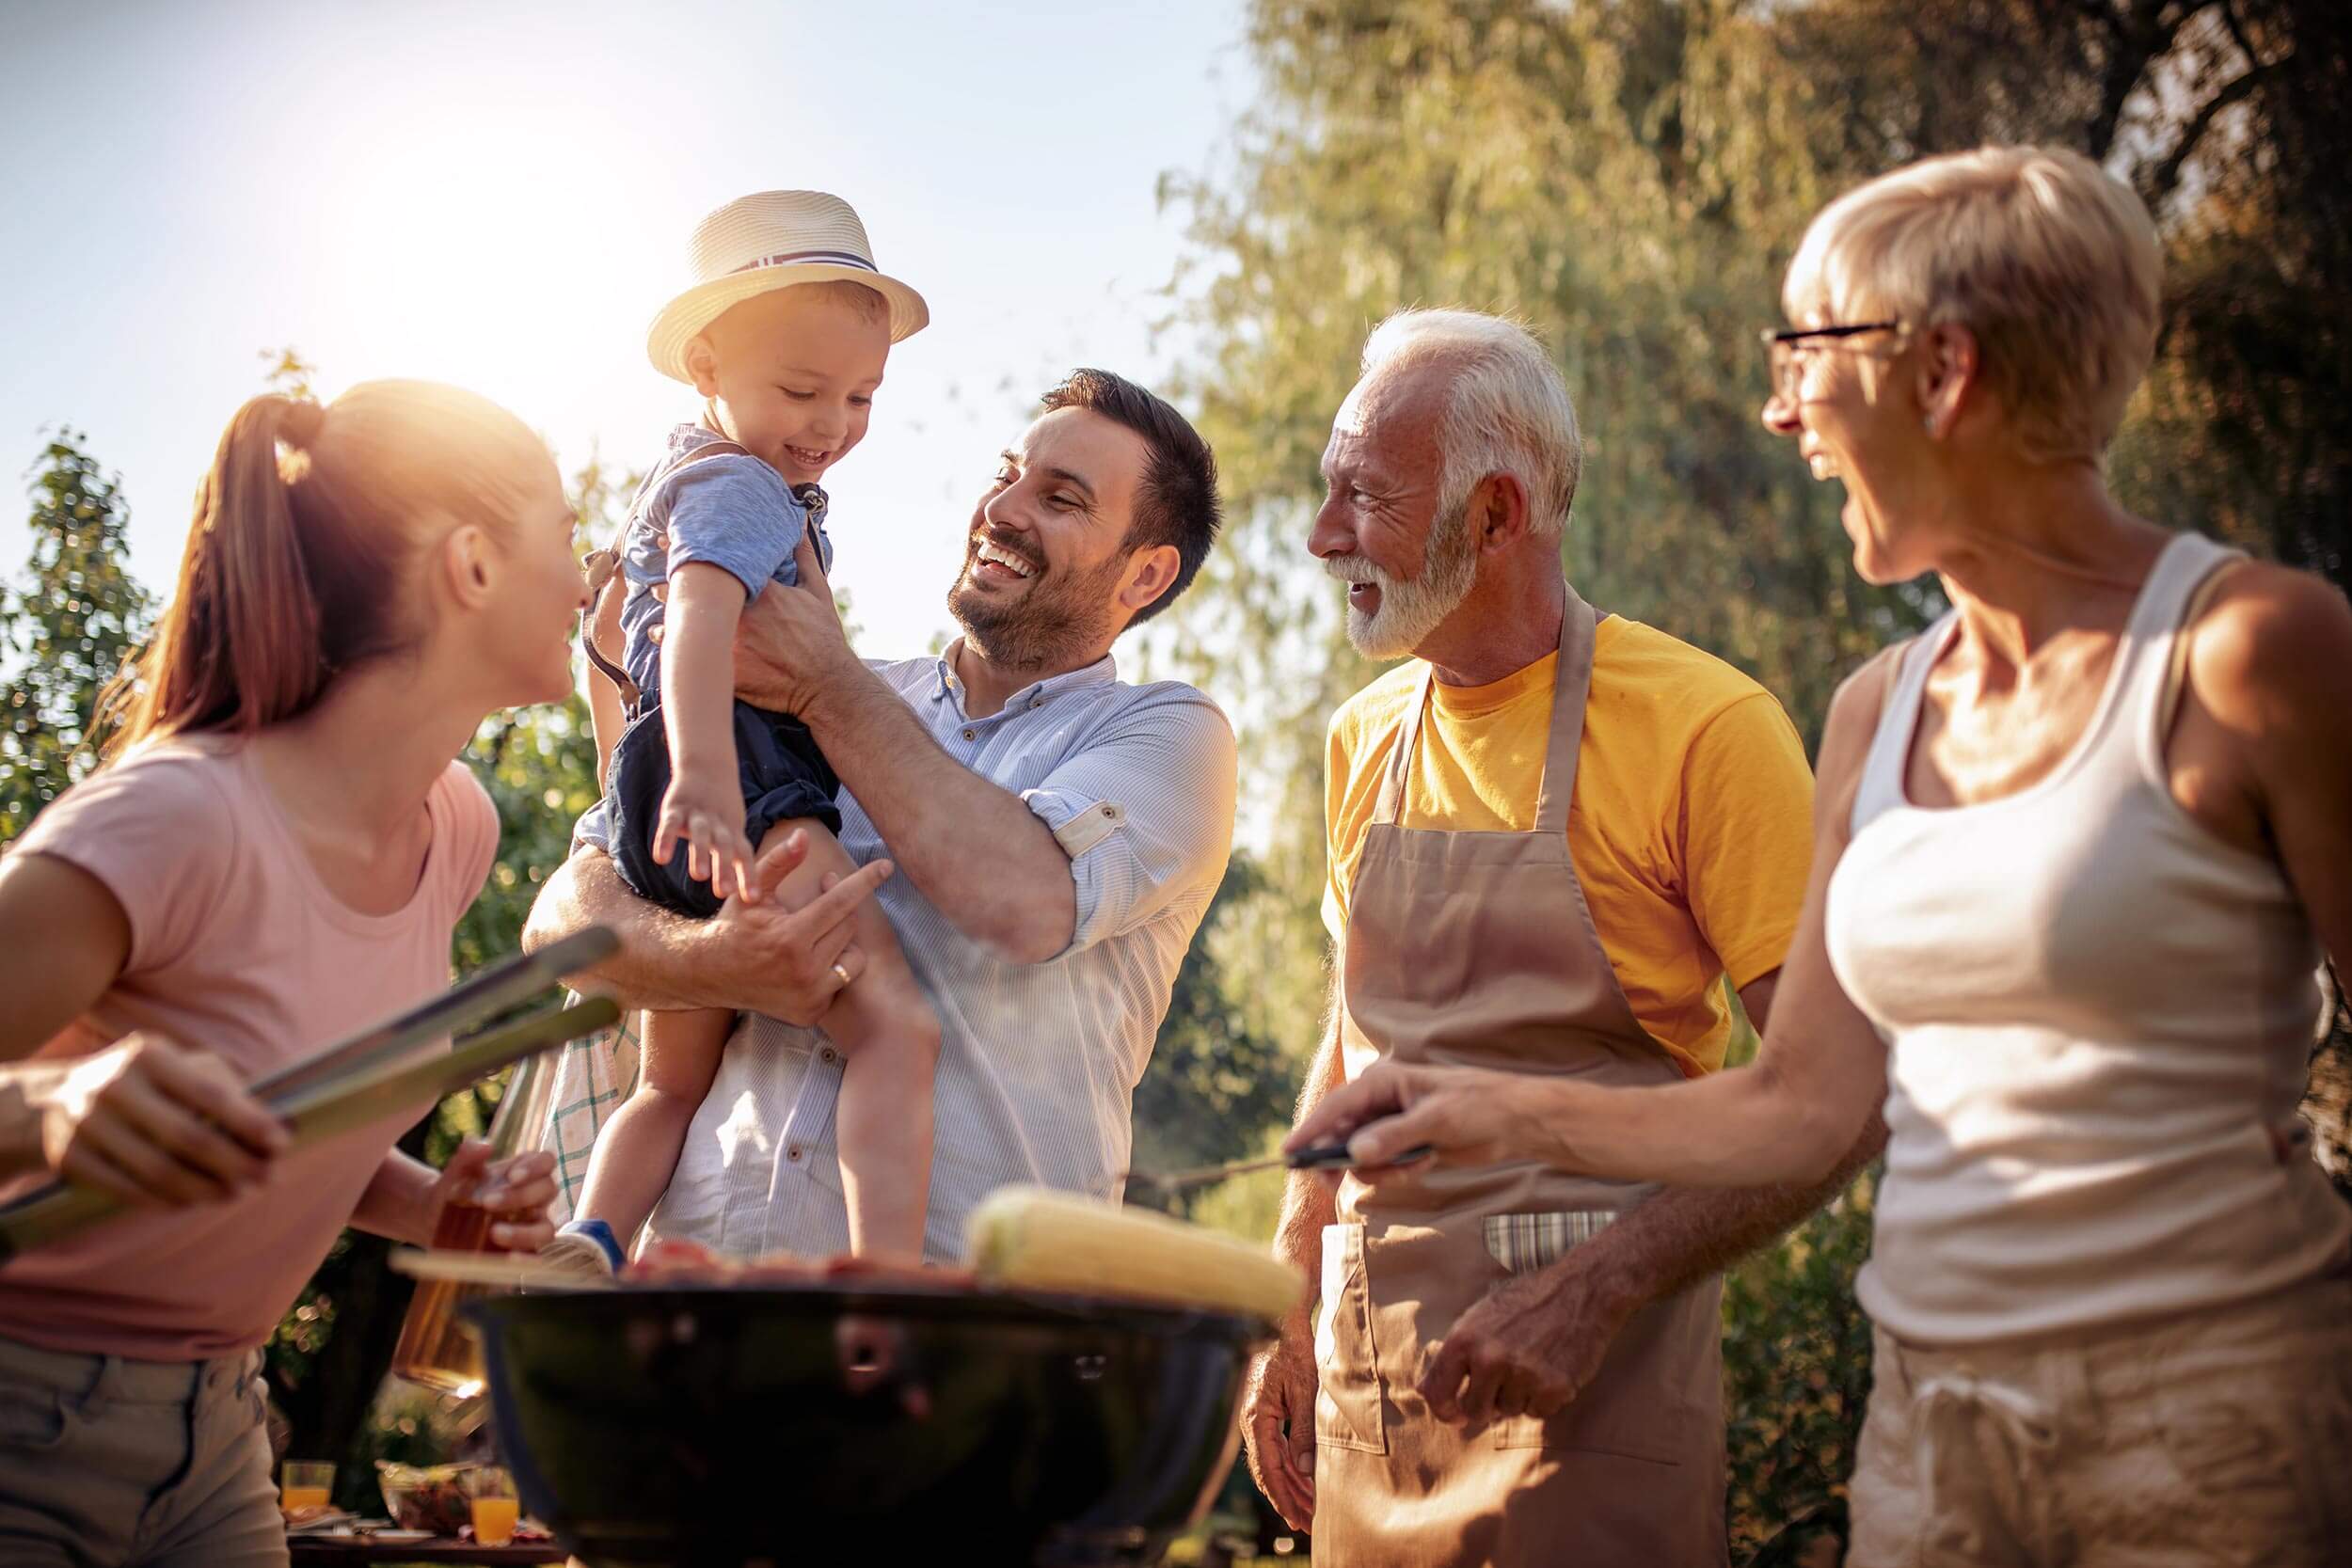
[704,835,896,1025]
[654,767,758,903]
[651,536,855,717]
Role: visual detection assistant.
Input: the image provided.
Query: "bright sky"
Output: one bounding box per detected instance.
[0,0,1252,662]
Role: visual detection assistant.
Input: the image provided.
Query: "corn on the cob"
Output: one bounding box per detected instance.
[964,1185,1306,1323]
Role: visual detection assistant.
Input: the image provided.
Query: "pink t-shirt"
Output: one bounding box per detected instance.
[0,734,498,1360]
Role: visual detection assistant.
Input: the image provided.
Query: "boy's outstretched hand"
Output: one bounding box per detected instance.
[654,764,757,904]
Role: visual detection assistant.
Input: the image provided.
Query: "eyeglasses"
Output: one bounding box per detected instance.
[1760,321,1905,402]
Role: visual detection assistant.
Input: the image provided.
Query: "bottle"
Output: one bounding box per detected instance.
[388,1051,560,1398]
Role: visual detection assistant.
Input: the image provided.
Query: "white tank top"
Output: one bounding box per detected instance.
[1827,531,2350,1345]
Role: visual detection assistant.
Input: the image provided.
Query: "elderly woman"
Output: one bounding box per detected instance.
[1292,146,2352,1562]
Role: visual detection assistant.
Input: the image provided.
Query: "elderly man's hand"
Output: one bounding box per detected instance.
[1239,1309,1319,1533]
[1418,1259,1631,1427]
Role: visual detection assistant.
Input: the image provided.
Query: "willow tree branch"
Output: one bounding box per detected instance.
[2148,56,2280,204]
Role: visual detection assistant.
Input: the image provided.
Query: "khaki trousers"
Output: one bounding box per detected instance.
[0,1335,286,1567]
[1848,1273,2352,1568]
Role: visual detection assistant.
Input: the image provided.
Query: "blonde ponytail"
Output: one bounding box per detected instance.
[100,380,549,756]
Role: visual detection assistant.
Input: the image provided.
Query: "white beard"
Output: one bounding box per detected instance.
[1332,499,1477,660]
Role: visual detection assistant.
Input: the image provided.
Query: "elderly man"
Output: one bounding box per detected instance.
[523,368,1236,1259]
[1240,311,1870,1564]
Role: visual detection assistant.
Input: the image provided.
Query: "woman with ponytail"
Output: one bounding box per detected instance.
[0,383,590,1566]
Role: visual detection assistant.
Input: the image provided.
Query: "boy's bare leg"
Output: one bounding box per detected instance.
[766,817,939,1259]
[568,1006,732,1257]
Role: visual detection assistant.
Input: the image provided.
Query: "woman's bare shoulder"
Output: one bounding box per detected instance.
[2188,561,2352,725]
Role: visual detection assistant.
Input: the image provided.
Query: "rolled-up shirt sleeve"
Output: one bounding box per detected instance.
[1019,688,1238,958]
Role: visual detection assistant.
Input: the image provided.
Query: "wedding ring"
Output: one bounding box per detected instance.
[830,961,853,990]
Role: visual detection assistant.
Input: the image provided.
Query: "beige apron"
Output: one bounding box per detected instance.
[1312,589,1727,1567]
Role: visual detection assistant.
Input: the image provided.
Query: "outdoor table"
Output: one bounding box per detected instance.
[287,1534,568,1566]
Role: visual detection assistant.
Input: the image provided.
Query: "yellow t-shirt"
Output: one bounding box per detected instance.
[1324,616,1815,1076]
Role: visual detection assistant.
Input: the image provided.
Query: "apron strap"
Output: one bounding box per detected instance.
[1532,584,1597,838]
[1372,583,1597,833]
[1373,664,1438,825]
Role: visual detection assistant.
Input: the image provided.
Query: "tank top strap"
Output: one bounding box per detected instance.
[1850,612,1957,839]
[2104,530,2246,788]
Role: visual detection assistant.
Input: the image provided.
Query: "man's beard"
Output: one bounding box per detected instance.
[946,534,1126,671]
[1328,493,1478,660]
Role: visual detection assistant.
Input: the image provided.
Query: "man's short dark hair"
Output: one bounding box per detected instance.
[1039,369,1220,626]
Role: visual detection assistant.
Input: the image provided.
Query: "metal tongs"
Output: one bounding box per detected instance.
[1123,1139,1436,1196]
[0,928,623,1264]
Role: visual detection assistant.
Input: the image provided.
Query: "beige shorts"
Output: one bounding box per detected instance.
[1848,1274,2352,1568]
[0,1334,285,1567]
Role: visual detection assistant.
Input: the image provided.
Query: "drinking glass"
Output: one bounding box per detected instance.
[279,1460,335,1515]
[389,1053,560,1396]
[468,1464,519,1546]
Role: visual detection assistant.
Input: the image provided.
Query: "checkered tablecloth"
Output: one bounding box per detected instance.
[533,1004,642,1224]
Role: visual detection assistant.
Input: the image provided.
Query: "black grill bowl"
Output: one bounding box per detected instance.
[465,1283,1264,1567]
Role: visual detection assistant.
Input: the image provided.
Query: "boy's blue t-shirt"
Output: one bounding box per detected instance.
[616,423,834,703]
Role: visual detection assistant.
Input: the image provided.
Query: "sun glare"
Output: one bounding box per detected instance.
[300,74,675,439]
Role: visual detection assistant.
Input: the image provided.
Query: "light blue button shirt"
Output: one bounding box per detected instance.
[641,643,1238,1261]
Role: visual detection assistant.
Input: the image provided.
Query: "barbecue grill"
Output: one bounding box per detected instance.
[466,1281,1263,1567]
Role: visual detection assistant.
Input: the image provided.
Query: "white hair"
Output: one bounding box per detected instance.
[1359,309,1581,540]
[1783,145,2161,464]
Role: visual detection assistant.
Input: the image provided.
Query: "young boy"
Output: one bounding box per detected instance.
[551,191,940,1272]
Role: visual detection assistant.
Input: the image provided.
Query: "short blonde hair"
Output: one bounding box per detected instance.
[1361,309,1581,539]
[1783,146,2161,463]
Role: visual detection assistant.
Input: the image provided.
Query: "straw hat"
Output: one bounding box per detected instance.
[645,190,930,384]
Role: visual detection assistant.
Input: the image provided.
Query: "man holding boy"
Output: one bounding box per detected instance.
[525,362,1236,1262]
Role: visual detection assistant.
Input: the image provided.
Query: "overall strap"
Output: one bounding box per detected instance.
[578,436,755,714]
[578,558,641,710]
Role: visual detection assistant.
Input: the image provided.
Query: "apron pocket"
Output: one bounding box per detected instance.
[1483,1208,1657,1452]
[1313,1223,1387,1455]
[1487,1243,1716,1464]
[1481,1209,1616,1275]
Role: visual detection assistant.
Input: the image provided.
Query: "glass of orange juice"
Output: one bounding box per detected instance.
[468,1464,519,1546]
[279,1460,334,1515]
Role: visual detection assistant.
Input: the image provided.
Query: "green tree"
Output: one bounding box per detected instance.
[1719,1177,1877,1553]
[1770,0,2350,593]
[1127,856,1299,1213]
[0,432,154,838]
[1163,0,2349,1551]
[1156,0,1942,1076]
